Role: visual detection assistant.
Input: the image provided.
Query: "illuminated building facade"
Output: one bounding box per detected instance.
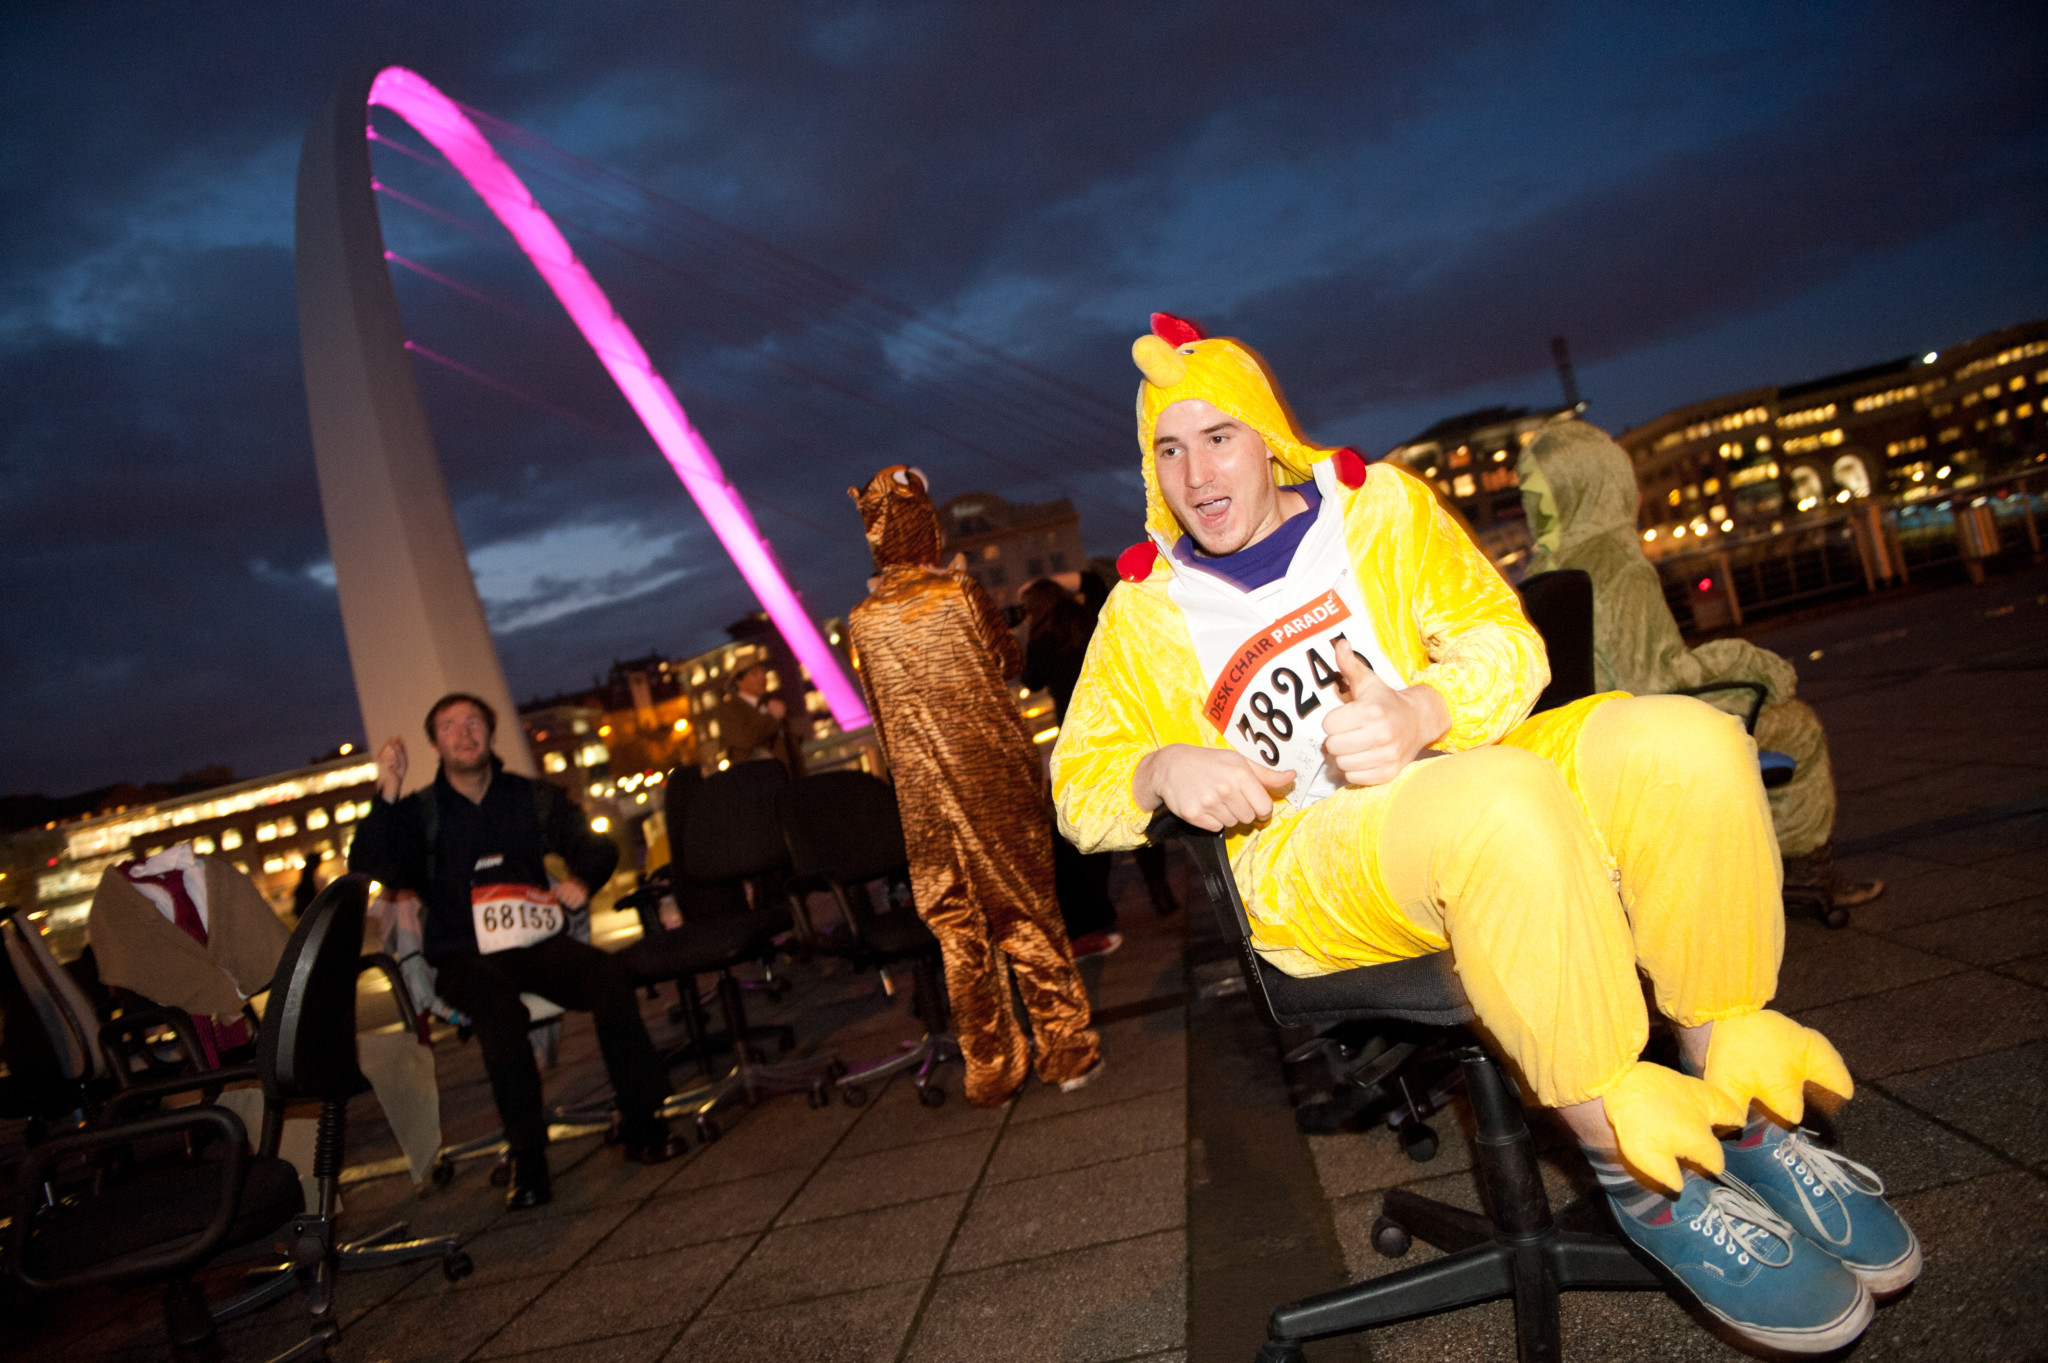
[937,493,1086,608]
[1618,319,2048,557]
[1380,403,1583,571]
[27,755,380,958]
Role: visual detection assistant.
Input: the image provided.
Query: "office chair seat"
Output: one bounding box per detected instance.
[621,913,785,983]
[854,909,940,960]
[29,1141,302,1281]
[1259,952,1471,1029]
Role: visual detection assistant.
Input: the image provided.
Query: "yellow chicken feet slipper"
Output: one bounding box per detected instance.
[1703,1009,1853,1126]
[1601,1061,1748,1193]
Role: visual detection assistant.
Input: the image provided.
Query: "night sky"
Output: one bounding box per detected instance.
[3,2,2043,796]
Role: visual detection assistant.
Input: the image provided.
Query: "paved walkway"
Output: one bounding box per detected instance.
[10,564,2046,1361]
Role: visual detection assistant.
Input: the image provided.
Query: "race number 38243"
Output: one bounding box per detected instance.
[1203,588,1361,770]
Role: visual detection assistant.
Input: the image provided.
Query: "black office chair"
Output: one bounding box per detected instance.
[7,876,470,1362]
[1152,569,1663,1362]
[775,770,959,1108]
[621,760,839,1140]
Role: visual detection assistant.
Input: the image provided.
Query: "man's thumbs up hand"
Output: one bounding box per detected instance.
[1321,639,1450,787]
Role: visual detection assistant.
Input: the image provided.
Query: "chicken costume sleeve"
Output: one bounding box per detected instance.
[847,466,1100,1105]
[1518,422,1835,857]
[1050,317,1850,1183]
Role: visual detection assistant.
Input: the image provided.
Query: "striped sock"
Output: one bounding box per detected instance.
[1582,1146,1676,1224]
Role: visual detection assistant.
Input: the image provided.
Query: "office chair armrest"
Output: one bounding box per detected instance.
[358,952,422,1037]
[98,1065,261,1127]
[9,1105,252,1292]
[97,1003,208,1088]
[1669,680,1767,734]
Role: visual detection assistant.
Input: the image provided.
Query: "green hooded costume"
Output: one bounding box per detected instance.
[1518,422,1834,858]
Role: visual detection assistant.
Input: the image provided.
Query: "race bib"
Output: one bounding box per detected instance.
[1166,458,1402,811]
[471,883,562,954]
[1203,589,1361,799]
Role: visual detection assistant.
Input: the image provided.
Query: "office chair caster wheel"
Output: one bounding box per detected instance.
[1372,1216,1413,1259]
[917,1083,947,1109]
[1398,1120,1438,1163]
[1254,1341,1307,1363]
[807,1080,831,1109]
[1824,905,1850,929]
[694,1115,721,1144]
[488,1158,512,1187]
[430,1159,455,1189]
[442,1251,473,1282]
[841,1085,869,1108]
[825,1058,848,1081]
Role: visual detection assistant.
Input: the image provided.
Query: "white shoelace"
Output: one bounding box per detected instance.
[1769,1129,1887,1247]
[1689,1182,1797,1268]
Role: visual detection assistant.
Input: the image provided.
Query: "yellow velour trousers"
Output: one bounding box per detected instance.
[1250,693,1782,1110]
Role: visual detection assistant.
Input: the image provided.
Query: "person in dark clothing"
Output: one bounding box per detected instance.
[1021,580,1120,955]
[348,693,681,1209]
[1022,578,1180,930]
[290,860,320,922]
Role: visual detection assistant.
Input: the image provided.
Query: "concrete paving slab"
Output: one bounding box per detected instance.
[1012,1013,1187,1124]
[704,1191,965,1313]
[945,1148,1184,1272]
[907,1228,1185,1363]
[1795,969,2048,1079]
[779,1125,997,1224]
[586,1166,807,1263]
[984,1085,1184,1186]
[1890,894,2048,966]
[1773,921,1962,1011]
[473,1236,751,1357]
[1883,1039,2048,1165]
[667,1279,923,1363]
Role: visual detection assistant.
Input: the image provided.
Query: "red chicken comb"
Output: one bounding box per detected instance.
[1149,313,1205,347]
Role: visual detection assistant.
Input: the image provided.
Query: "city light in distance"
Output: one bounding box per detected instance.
[1643,529,1657,541]
[1924,352,1939,363]
[339,743,354,755]
[591,816,610,833]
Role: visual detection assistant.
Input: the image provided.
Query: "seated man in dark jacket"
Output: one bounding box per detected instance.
[349,692,680,1209]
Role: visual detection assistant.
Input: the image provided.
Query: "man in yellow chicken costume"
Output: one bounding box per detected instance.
[849,465,1102,1107]
[1052,315,1917,1353]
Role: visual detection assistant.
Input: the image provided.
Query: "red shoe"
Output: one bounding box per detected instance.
[1070,931,1123,960]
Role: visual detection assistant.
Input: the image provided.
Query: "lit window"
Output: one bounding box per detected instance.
[1667,488,1682,506]
[1451,474,1475,498]
[1491,449,1508,463]
[256,823,278,843]
[1673,525,1687,538]
[1643,529,1657,542]
[577,743,610,767]
[1703,478,1720,494]
[276,816,297,838]
[305,808,329,830]
[1755,435,1772,452]
[2021,404,2035,419]
[1719,520,1735,532]
[543,751,569,773]
[1709,504,1727,521]
[2012,376,2027,391]
[221,828,243,849]
[355,800,373,819]
[192,835,216,855]
[591,816,611,833]
[262,856,286,874]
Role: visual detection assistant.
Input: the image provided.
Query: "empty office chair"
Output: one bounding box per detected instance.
[622,760,839,1140]
[776,770,959,1107]
[7,876,469,1362]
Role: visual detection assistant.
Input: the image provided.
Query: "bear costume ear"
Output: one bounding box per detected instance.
[1150,312,1204,347]
[846,486,861,501]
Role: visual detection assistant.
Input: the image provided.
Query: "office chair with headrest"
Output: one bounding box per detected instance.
[775,770,959,1108]
[1151,569,1664,1362]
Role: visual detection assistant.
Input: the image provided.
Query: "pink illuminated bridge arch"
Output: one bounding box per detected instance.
[366,66,870,729]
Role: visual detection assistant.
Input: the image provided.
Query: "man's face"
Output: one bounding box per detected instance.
[431,702,493,772]
[736,665,767,700]
[1153,399,1285,556]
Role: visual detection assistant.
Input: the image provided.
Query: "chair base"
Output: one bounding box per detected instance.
[835,1032,960,1107]
[682,972,840,1140]
[1261,1047,1663,1363]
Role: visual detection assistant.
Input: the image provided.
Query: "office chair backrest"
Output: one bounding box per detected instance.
[0,915,80,1114]
[776,771,908,887]
[1,910,103,1087]
[258,875,370,1104]
[1516,570,1596,713]
[680,759,792,886]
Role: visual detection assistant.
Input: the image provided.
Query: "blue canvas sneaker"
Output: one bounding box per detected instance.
[1609,1173,1873,1353]
[1720,1121,1922,1294]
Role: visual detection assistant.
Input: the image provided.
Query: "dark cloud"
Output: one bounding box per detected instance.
[2,0,2043,793]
